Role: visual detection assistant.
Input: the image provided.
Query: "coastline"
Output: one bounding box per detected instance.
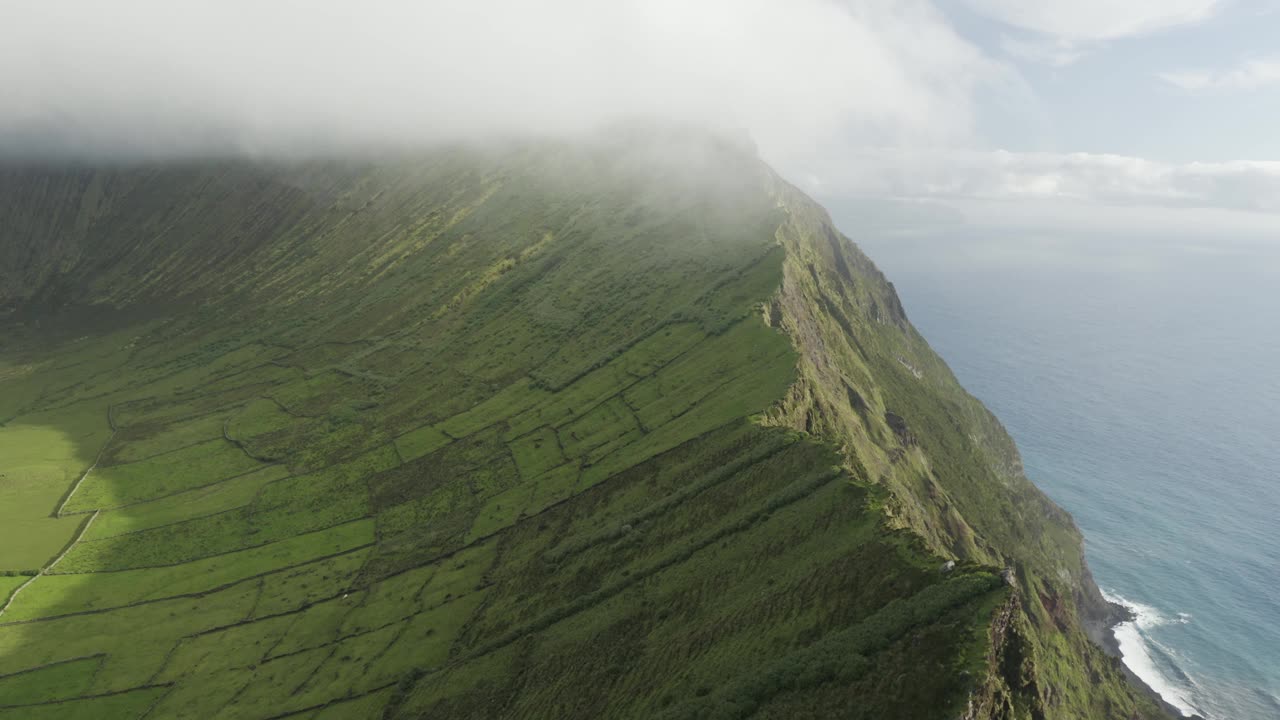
[853,234,1280,720]
[1096,600,1205,720]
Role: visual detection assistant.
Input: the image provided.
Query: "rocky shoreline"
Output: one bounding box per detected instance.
[1095,600,1206,720]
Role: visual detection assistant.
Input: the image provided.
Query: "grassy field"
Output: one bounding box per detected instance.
[0,138,1164,719]
[0,417,105,570]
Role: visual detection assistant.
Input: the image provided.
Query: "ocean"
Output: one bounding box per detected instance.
[857,226,1280,720]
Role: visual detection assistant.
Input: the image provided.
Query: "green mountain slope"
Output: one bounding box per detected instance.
[0,133,1165,719]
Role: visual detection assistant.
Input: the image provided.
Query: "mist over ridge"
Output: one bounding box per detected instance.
[0,0,983,174]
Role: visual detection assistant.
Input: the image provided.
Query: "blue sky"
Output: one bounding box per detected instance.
[948,0,1280,162]
[803,0,1280,236]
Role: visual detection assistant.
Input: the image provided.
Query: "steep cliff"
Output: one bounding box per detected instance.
[0,133,1163,719]
[763,175,1163,719]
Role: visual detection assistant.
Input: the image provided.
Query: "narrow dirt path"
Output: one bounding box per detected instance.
[0,510,100,619]
[54,406,117,518]
[2,405,115,620]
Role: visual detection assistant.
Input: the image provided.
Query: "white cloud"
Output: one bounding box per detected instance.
[999,35,1087,67]
[1159,57,1280,91]
[965,0,1223,66]
[946,197,1280,240]
[811,148,1280,214]
[0,0,999,179]
[963,0,1224,41]
[6,0,1276,231]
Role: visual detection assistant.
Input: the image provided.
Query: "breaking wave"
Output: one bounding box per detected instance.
[1103,589,1205,718]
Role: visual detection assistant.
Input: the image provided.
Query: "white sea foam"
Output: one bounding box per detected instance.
[1102,589,1206,718]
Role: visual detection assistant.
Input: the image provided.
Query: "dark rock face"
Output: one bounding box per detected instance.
[884,410,915,446]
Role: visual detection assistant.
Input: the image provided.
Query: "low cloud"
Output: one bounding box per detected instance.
[965,0,1223,66]
[1159,57,1280,91]
[814,149,1280,214]
[6,1,1277,228]
[962,0,1223,41]
[0,0,995,182]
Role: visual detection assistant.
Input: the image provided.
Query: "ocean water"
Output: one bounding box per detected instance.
[858,228,1280,719]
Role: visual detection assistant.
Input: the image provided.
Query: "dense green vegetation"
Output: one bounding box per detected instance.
[0,134,1164,718]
